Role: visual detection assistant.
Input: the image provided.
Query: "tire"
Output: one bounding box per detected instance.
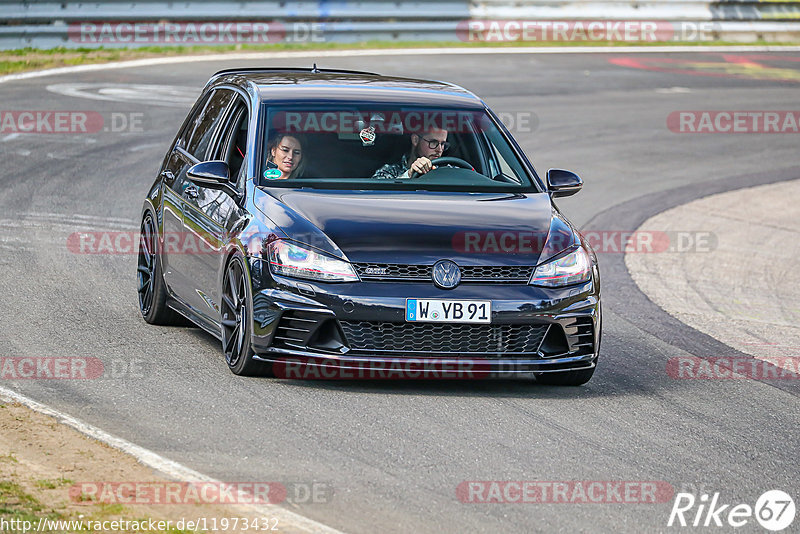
[220,253,270,376]
[535,366,596,386]
[137,212,188,326]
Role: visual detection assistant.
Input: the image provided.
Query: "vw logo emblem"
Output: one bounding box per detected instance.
[432,260,461,289]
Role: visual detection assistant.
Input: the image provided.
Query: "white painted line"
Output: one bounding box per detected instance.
[129,142,165,152]
[24,211,137,224]
[46,82,196,107]
[2,45,800,84]
[0,386,346,534]
[69,213,138,223]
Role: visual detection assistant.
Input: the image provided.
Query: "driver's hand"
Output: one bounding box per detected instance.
[409,157,435,176]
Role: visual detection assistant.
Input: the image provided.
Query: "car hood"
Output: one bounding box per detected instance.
[255,188,576,266]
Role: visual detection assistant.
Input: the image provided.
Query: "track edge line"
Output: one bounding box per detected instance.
[0,385,347,534]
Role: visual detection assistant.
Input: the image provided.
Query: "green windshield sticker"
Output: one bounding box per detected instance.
[264,168,282,179]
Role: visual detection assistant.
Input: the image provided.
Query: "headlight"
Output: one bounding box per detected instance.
[268,240,359,283]
[529,247,591,287]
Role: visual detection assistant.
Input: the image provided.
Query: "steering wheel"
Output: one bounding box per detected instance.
[408,157,473,179]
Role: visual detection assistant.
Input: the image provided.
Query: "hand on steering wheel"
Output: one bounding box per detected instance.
[408,157,473,179]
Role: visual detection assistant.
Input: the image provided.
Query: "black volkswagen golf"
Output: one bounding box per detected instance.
[137,66,601,385]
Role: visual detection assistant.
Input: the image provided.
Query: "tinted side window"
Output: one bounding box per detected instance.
[185,89,235,161]
[160,90,210,188]
[211,98,249,185]
[177,91,211,148]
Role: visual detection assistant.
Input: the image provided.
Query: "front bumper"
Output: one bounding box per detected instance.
[248,258,601,377]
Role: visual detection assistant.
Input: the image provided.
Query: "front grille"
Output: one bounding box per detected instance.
[339,321,549,356]
[353,263,533,283]
[354,263,430,280]
[461,265,533,281]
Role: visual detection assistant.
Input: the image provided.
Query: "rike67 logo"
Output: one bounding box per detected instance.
[668,490,795,531]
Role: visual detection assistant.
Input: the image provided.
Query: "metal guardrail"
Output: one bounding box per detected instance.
[0,0,798,49]
[0,21,463,50]
[0,0,471,22]
[471,0,716,21]
[711,1,800,21]
[472,0,800,21]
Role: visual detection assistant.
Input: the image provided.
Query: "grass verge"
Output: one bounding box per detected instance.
[2,40,799,76]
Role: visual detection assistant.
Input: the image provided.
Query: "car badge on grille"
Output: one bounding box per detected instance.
[432,260,461,289]
[363,267,388,275]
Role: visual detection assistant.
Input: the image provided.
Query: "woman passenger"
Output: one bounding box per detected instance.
[266,134,306,180]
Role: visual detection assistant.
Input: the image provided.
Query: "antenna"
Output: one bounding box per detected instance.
[311,63,320,73]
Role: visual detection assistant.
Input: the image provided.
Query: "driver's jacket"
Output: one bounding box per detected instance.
[371,154,454,180]
[371,154,412,180]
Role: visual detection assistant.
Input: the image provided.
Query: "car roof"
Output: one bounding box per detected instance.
[208,67,486,109]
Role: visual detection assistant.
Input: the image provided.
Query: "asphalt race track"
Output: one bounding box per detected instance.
[1,50,798,533]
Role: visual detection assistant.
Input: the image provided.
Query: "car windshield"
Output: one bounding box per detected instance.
[259,103,540,192]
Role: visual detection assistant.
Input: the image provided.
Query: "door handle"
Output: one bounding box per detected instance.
[161,170,175,181]
[184,185,199,199]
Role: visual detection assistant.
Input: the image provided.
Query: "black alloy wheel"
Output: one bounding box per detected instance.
[137,214,156,316]
[221,255,265,376]
[137,211,187,325]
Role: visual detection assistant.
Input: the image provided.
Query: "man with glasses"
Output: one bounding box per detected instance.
[372,128,450,179]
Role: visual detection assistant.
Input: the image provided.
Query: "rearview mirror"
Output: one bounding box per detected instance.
[546,169,583,198]
[186,160,241,202]
[187,160,230,186]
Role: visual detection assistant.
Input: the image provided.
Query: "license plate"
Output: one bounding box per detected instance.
[406,299,491,323]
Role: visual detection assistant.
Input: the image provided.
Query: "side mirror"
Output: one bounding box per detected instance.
[546,169,583,198]
[187,160,230,187]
